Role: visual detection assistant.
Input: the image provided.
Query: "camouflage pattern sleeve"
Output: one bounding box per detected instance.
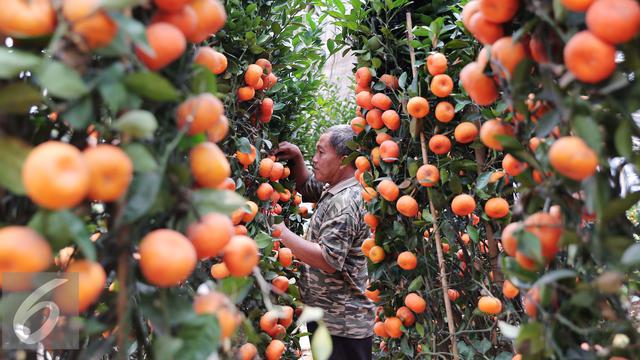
[298,175,324,203]
[316,202,358,272]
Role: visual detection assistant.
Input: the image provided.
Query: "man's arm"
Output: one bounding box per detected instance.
[275,223,337,274]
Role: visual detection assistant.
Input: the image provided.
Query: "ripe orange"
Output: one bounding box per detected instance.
[396,306,416,327]
[356,91,374,110]
[366,109,384,129]
[371,93,392,110]
[139,229,197,287]
[469,12,504,45]
[22,141,90,210]
[279,305,294,328]
[238,343,258,360]
[272,275,289,293]
[265,339,285,360]
[435,101,455,123]
[245,64,264,88]
[501,222,521,257]
[256,183,274,201]
[548,136,598,180]
[381,110,401,131]
[407,97,430,118]
[269,162,284,182]
[478,296,502,314]
[256,58,272,74]
[371,147,381,167]
[397,251,417,270]
[478,0,519,23]
[190,142,231,188]
[383,317,403,338]
[376,133,391,145]
[351,116,367,134]
[177,93,224,135]
[586,0,640,45]
[362,187,378,202]
[524,212,563,260]
[242,201,259,223]
[369,245,386,263]
[187,212,233,259]
[377,179,400,202]
[460,61,499,106]
[491,36,527,78]
[426,53,448,75]
[516,251,538,271]
[136,23,186,70]
[237,86,255,101]
[223,235,259,276]
[479,119,514,150]
[56,260,106,313]
[194,47,227,74]
[374,321,388,337]
[502,154,528,177]
[451,194,476,216]
[278,247,293,267]
[83,145,133,202]
[448,289,461,302]
[355,67,373,86]
[259,158,275,178]
[380,74,399,89]
[523,287,541,317]
[485,198,509,219]
[0,0,56,37]
[454,122,479,144]
[355,156,371,172]
[154,0,191,11]
[0,226,52,290]
[259,98,274,123]
[188,0,227,43]
[152,5,197,39]
[194,292,238,339]
[416,164,440,187]
[380,140,400,162]
[63,0,118,49]
[404,293,427,313]
[355,83,371,94]
[207,115,229,143]
[397,195,419,217]
[560,0,594,11]
[462,1,481,29]
[503,280,520,299]
[563,31,616,84]
[211,262,230,279]
[428,134,452,155]
[364,213,379,229]
[236,144,257,167]
[430,74,454,98]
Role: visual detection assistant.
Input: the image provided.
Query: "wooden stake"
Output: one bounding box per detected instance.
[406,12,459,359]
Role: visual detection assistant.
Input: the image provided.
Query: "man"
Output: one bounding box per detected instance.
[274,124,374,360]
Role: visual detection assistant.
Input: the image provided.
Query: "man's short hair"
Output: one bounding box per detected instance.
[326,125,355,158]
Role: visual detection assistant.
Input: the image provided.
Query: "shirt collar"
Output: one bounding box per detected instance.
[326,176,359,196]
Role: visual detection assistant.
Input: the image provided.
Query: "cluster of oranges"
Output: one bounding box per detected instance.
[237,59,278,124]
[370,291,427,340]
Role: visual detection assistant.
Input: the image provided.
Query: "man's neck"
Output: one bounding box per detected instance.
[328,169,355,187]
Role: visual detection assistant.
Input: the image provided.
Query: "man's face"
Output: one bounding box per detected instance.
[312,133,343,184]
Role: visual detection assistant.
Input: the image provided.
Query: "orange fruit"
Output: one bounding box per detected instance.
[366,109,384,129]
[263,72,278,90]
[136,23,186,70]
[503,280,519,299]
[396,306,416,326]
[211,262,230,279]
[361,187,378,202]
[154,0,191,11]
[355,67,373,86]
[237,86,255,101]
[524,212,563,260]
[416,164,440,187]
[489,171,508,184]
[190,142,231,188]
[462,1,481,29]
[187,212,233,259]
[485,198,509,218]
[407,97,430,118]
[478,296,502,314]
[516,251,538,271]
[0,226,52,290]
[351,116,367,134]
[371,147,381,167]
[355,83,371,94]
[435,102,455,123]
[377,179,400,202]
[139,229,197,287]
[244,64,264,88]
[502,154,528,177]
[454,122,479,144]
[561,0,595,11]
[383,317,403,338]
[364,213,379,229]
[193,292,238,339]
[63,0,118,49]
[272,275,289,293]
[366,287,381,302]
[56,260,106,313]
[256,183,274,201]
[397,251,417,270]
[430,74,454,98]
[428,134,452,155]
[152,5,197,39]
[361,238,376,257]
[22,141,89,210]
[451,194,476,216]
[255,58,272,74]
[188,0,226,43]
[374,321,388,337]
[238,343,258,360]
[83,145,133,202]
[236,144,257,167]
[529,137,541,151]
[369,245,386,263]
[442,243,450,253]
[194,47,227,74]
[279,305,294,328]
[460,61,499,105]
[563,31,617,84]
[259,98,274,123]
[356,91,374,110]
[490,36,527,78]
[260,310,278,333]
[404,293,427,313]
[259,158,275,178]
[223,235,259,276]
[397,195,419,217]
[548,136,598,181]
[371,93,392,110]
[426,53,448,75]
[177,93,224,135]
[355,156,371,172]
[448,289,460,302]
[207,115,229,143]
[0,0,56,37]
[380,74,399,89]
[501,222,521,257]
[468,12,504,45]
[269,162,284,182]
[242,201,259,223]
[479,119,514,150]
[478,0,519,23]
[379,140,400,162]
[381,110,401,131]
[278,247,293,267]
[523,287,540,317]
[587,0,640,44]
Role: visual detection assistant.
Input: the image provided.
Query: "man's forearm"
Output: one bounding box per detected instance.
[291,154,310,190]
[279,227,335,273]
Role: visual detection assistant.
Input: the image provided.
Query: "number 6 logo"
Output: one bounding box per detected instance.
[13,278,68,345]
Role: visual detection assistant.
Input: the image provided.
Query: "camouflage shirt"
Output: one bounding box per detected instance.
[298,175,375,339]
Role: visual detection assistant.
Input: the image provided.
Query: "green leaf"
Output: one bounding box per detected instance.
[0,137,30,194]
[190,189,245,216]
[28,210,96,260]
[114,110,158,139]
[0,83,42,114]
[621,243,640,266]
[124,72,179,101]
[408,276,423,291]
[495,134,524,152]
[36,61,89,100]
[614,120,633,158]
[152,335,183,360]
[217,277,254,304]
[571,115,602,152]
[517,231,543,265]
[311,323,333,360]
[176,314,219,360]
[475,171,492,191]
[0,47,42,79]
[122,171,163,224]
[236,137,252,153]
[191,64,217,94]
[98,81,129,114]
[515,322,545,355]
[63,97,93,129]
[254,231,272,249]
[533,269,576,287]
[124,144,158,173]
[415,321,425,337]
[103,0,147,10]
[111,12,151,54]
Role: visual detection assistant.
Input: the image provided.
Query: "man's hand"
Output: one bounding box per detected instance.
[274,141,303,162]
[273,222,289,237]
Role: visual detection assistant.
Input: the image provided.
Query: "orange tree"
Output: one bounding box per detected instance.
[0,1,341,359]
